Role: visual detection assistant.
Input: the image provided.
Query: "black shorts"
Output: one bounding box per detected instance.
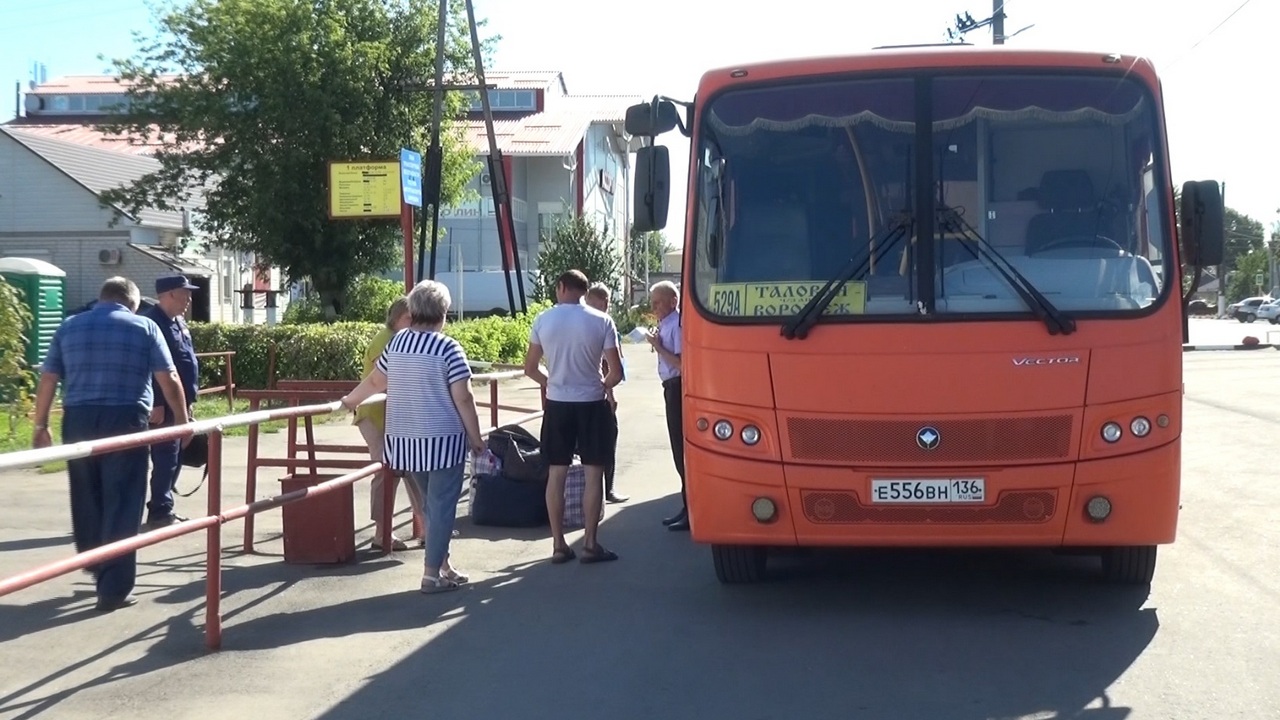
[541,399,618,467]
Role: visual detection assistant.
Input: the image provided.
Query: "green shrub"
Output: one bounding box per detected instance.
[283,275,406,324]
[0,277,33,427]
[192,300,552,389]
[190,322,380,390]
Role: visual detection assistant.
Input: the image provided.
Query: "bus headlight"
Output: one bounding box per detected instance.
[1130,416,1152,438]
[1100,422,1123,443]
[713,420,734,441]
[740,425,761,445]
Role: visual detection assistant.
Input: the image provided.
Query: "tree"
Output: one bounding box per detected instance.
[0,277,34,435]
[531,215,621,302]
[100,0,485,319]
[1223,207,1265,271]
[628,228,673,280]
[1227,249,1269,303]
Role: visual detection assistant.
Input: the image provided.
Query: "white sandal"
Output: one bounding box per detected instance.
[441,567,469,584]
[420,575,459,594]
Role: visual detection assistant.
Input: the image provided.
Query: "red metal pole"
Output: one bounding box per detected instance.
[402,200,414,293]
[205,430,223,650]
[489,380,499,429]
[224,352,236,410]
[243,397,260,553]
[380,467,394,555]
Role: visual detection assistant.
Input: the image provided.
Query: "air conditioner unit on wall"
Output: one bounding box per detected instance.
[98,248,122,265]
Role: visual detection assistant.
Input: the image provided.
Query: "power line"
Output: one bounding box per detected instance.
[1169,0,1255,66]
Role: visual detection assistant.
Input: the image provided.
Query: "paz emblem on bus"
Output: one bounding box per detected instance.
[1012,356,1081,366]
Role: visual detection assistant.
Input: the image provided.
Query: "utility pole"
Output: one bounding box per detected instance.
[946,2,1026,45]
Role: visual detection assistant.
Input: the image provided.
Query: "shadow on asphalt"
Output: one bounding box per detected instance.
[286,495,1151,720]
[0,494,1157,720]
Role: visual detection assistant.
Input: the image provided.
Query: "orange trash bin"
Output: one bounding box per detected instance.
[278,474,356,564]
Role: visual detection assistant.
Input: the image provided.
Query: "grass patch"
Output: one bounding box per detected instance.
[2,394,347,474]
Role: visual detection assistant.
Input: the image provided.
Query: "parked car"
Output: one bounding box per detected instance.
[1257,299,1280,324]
[1187,299,1213,316]
[1227,296,1269,323]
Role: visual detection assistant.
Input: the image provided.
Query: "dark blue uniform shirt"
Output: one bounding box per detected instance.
[141,305,199,410]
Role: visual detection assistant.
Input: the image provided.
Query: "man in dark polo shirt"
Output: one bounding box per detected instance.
[32,277,190,612]
[141,275,201,527]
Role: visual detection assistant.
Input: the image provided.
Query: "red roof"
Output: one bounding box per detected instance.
[0,120,167,156]
[463,95,641,156]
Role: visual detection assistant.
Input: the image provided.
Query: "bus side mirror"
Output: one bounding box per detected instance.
[634,145,670,233]
[1180,179,1224,267]
[625,99,679,137]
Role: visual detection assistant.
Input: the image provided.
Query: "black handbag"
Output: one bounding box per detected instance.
[486,424,547,484]
[176,434,209,498]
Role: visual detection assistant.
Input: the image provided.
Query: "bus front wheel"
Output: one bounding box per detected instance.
[712,545,767,584]
[1101,545,1157,584]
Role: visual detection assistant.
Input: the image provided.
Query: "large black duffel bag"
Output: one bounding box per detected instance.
[470,473,549,528]
[486,424,547,484]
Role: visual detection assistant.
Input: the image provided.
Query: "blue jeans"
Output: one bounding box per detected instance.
[409,462,465,571]
[62,405,150,601]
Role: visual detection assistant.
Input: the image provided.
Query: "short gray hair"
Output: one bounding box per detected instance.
[385,296,410,329]
[586,282,611,302]
[649,280,679,301]
[99,276,141,309]
[407,280,451,325]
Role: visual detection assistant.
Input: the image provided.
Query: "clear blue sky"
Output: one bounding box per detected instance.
[2,0,1275,234]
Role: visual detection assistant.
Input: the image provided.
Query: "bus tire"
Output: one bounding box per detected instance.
[1101,545,1156,584]
[712,545,766,584]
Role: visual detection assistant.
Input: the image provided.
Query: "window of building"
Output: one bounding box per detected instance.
[466,89,537,112]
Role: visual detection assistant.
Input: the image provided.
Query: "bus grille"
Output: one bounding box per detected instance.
[801,490,1057,524]
[786,415,1074,464]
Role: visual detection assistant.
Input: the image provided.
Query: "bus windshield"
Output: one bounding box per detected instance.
[691,72,1172,323]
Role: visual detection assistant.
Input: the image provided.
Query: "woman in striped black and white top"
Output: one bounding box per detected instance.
[341,280,485,594]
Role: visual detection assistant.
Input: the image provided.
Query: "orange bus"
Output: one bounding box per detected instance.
[625,46,1223,585]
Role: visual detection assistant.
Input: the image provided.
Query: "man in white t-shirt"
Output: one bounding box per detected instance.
[524,270,624,565]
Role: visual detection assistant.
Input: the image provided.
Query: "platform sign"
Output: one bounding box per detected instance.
[328,160,401,219]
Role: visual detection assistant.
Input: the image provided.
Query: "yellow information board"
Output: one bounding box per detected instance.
[328,161,401,219]
[707,281,867,317]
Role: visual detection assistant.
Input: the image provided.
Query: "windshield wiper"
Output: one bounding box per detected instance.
[937,205,1076,336]
[781,213,914,340]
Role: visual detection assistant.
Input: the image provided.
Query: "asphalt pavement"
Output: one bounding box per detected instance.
[1,332,1277,720]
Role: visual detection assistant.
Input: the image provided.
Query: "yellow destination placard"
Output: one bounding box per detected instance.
[328,161,401,219]
[708,281,867,317]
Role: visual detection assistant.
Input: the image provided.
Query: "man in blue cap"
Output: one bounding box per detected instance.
[142,274,201,527]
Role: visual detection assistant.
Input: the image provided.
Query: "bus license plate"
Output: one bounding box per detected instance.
[870,478,985,503]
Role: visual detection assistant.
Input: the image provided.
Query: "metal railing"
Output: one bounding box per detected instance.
[0,369,543,650]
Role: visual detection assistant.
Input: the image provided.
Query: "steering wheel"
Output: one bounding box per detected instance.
[1031,234,1125,256]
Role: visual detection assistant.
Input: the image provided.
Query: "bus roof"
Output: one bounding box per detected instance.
[697,47,1159,94]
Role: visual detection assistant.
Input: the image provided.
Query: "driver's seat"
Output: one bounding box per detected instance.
[1025,170,1102,254]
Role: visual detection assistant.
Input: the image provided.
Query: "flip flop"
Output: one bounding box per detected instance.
[550,547,576,564]
[579,545,619,564]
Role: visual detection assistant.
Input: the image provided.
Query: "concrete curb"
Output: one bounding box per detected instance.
[1182,344,1276,352]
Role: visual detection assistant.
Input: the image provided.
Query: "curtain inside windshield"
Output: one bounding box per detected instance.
[691,73,1168,320]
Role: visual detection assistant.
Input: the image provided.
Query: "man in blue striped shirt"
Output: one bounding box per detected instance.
[32,277,191,612]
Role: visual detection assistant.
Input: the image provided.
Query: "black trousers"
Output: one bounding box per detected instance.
[663,376,686,507]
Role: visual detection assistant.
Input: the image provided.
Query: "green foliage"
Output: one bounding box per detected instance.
[1227,250,1270,303]
[0,277,34,434]
[191,299,551,389]
[284,275,405,324]
[628,228,673,279]
[190,321,380,389]
[611,301,656,336]
[532,215,622,302]
[100,0,490,319]
[1223,207,1265,271]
